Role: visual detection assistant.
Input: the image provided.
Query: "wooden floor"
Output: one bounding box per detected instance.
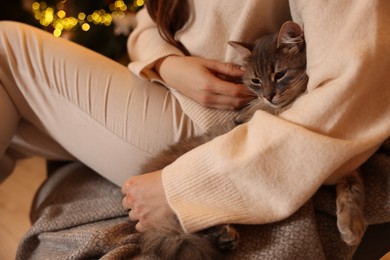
[0,157,389,260]
[0,157,46,260]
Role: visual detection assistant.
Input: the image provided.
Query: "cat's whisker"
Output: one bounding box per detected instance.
[238,90,258,98]
[297,70,308,82]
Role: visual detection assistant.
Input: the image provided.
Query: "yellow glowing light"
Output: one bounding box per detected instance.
[53,28,62,37]
[91,12,100,22]
[69,17,78,26]
[57,10,66,19]
[31,1,144,37]
[45,7,54,15]
[32,2,40,11]
[81,23,90,31]
[114,0,128,11]
[115,1,124,8]
[136,0,144,7]
[78,12,86,20]
[54,22,64,30]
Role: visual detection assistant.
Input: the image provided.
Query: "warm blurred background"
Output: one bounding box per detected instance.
[0,0,144,64]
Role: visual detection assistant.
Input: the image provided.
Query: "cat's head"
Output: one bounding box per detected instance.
[229,21,308,109]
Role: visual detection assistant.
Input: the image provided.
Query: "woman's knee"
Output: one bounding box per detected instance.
[0,20,32,33]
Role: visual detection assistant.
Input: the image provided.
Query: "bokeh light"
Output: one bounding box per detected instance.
[31,0,144,37]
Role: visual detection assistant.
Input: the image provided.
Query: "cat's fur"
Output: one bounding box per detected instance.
[137,21,365,260]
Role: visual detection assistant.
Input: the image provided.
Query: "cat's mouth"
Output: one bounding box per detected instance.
[262,97,292,109]
[262,97,281,107]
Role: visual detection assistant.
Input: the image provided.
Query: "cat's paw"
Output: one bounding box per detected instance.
[207,224,240,251]
[337,215,365,246]
[336,171,365,246]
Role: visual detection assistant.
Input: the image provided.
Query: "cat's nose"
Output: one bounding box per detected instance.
[263,94,275,102]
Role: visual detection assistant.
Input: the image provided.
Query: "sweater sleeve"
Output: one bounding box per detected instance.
[126,8,184,81]
[161,0,390,233]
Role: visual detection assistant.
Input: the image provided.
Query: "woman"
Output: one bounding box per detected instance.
[1,0,389,238]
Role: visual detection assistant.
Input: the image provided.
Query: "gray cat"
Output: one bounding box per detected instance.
[137,21,365,260]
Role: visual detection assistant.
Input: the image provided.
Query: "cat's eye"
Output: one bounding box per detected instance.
[251,78,262,86]
[274,70,287,81]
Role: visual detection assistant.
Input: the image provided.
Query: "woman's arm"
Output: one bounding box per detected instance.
[126,8,184,80]
[128,9,253,110]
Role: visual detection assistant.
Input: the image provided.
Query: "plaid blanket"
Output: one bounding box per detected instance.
[17,139,390,259]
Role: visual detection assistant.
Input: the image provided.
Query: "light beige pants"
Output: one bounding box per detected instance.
[0,21,200,186]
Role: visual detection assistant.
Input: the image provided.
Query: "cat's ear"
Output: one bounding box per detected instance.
[228,41,252,64]
[277,21,304,50]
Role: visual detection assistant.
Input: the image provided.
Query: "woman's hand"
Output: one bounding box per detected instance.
[156,56,254,110]
[121,170,175,232]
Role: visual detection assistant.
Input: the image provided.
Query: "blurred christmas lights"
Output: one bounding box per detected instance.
[31,0,143,37]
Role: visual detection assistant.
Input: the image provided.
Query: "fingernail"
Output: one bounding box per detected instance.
[240,66,246,71]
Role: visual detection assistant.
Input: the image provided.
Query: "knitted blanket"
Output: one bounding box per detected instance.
[17,139,390,260]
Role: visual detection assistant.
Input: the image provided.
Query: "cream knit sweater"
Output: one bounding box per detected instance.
[127,0,390,233]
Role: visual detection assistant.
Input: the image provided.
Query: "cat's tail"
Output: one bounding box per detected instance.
[139,218,223,260]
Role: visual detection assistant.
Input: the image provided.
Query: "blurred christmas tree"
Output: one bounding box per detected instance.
[0,0,40,25]
[1,0,143,63]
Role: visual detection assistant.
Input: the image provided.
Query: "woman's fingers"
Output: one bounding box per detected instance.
[121,170,175,232]
[195,82,255,109]
[203,60,253,98]
[217,81,254,98]
[156,55,254,109]
[135,222,145,232]
[205,59,246,78]
[199,91,254,110]
[201,74,255,109]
